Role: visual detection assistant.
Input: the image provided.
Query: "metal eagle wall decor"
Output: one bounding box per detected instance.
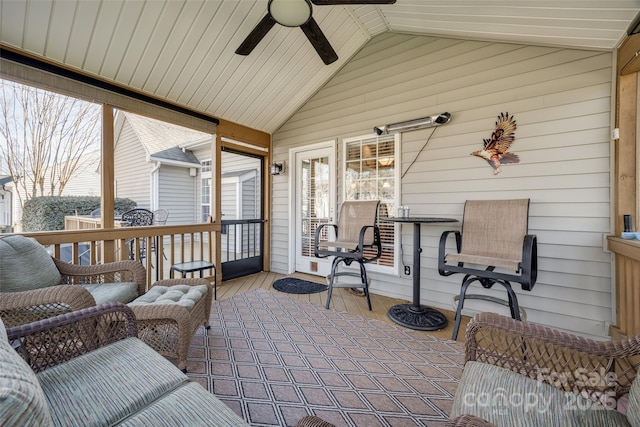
[471,112,519,174]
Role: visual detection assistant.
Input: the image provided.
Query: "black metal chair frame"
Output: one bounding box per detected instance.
[121,208,154,261]
[438,199,538,340]
[314,200,382,311]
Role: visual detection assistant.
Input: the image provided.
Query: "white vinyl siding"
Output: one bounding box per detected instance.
[114,120,152,208]
[157,165,197,225]
[271,33,613,339]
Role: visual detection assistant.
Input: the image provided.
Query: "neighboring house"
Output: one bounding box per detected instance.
[114,111,260,228]
[113,111,209,225]
[0,176,12,232]
[5,150,100,231]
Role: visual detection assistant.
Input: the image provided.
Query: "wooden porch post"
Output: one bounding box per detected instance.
[212,131,222,286]
[101,104,116,262]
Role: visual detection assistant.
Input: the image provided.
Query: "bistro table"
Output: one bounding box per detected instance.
[384,216,459,331]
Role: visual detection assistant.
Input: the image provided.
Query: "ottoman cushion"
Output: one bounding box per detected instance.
[129,284,208,312]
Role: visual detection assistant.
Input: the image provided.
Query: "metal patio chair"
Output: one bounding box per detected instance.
[314,200,382,311]
[438,199,537,340]
[121,208,154,261]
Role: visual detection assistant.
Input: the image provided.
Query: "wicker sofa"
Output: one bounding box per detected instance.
[0,302,249,426]
[300,313,640,427]
[447,312,640,427]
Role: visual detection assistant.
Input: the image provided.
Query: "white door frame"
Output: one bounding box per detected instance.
[287,140,337,274]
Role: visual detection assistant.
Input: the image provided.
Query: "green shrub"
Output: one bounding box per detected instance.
[22,196,137,231]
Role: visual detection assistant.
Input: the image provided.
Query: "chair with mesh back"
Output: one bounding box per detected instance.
[151,209,169,260]
[314,200,382,311]
[438,199,537,340]
[152,209,169,225]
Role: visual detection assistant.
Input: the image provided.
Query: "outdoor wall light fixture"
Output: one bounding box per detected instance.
[270,161,285,176]
[374,112,452,135]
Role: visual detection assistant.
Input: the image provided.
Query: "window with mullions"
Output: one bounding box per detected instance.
[343,134,399,272]
[201,160,211,223]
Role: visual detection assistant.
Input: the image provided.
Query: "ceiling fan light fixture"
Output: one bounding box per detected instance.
[268,0,313,27]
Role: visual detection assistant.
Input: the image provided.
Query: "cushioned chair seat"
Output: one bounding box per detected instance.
[79,282,139,305]
[128,284,208,311]
[451,361,630,427]
[37,337,186,427]
[118,382,247,426]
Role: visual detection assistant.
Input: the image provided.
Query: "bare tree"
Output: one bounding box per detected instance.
[0,79,100,208]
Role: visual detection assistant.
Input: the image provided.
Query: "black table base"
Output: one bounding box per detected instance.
[388,303,448,331]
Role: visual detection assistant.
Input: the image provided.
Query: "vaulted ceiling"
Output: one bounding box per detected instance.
[1,0,638,134]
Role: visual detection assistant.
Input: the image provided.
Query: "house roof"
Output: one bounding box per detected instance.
[123,112,207,166]
[0,176,12,186]
[1,1,638,134]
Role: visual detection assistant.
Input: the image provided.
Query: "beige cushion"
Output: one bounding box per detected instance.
[129,284,208,312]
[0,236,61,293]
[79,282,140,305]
[0,317,53,426]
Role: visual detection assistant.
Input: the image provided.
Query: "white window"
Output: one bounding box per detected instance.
[343,134,399,273]
[201,160,211,223]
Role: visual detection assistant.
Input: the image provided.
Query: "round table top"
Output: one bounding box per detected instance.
[383,217,458,223]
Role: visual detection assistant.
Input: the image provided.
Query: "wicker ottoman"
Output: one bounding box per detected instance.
[128,278,212,372]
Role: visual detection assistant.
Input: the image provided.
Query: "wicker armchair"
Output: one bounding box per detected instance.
[0,235,146,328]
[2,235,213,372]
[447,312,640,426]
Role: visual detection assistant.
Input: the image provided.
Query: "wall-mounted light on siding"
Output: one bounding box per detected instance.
[374,112,452,135]
[270,161,285,176]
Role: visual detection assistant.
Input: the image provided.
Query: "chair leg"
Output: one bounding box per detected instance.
[502,281,521,321]
[359,262,372,311]
[452,277,478,341]
[325,257,342,309]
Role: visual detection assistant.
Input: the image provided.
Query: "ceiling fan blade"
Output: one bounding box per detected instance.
[311,0,396,4]
[235,14,276,56]
[300,17,338,65]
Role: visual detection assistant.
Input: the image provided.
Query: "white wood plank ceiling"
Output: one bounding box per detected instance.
[1,0,638,134]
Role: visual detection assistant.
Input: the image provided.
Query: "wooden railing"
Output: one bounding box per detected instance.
[608,236,640,338]
[11,223,221,288]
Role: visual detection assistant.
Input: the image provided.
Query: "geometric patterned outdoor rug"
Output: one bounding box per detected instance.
[186,289,464,427]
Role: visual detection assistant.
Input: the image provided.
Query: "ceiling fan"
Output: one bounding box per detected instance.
[235,0,396,65]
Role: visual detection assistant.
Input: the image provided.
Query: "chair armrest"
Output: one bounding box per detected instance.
[6,302,137,373]
[314,224,338,257]
[53,257,147,296]
[0,285,96,328]
[520,234,537,290]
[445,414,497,427]
[465,312,640,400]
[438,230,461,275]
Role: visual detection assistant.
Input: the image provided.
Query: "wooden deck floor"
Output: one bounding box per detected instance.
[215,271,470,343]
